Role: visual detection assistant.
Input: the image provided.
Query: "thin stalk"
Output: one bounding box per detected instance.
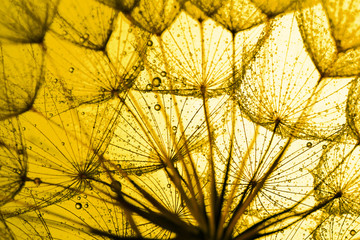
[218,124,259,239]
[215,103,236,240]
[235,191,340,240]
[156,35,198,204]
[115,192,199,236]
[201,85,218,238]
[250,120,280,182]
[224,69,333,238]
[157,35,208,230]
[120,93,164,156]
[97,157,200,237]
[99,155,188,228]
[215,31,237,240]
[198,19,217,238]
[224,129,291,239]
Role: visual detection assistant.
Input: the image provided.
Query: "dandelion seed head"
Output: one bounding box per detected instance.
[2,0,360,239]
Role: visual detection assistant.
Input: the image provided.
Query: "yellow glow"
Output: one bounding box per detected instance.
[1,0,360,239]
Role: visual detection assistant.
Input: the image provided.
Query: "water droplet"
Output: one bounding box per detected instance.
[172,126,177,132]
[34,178,42,187]
[351,230,356,236]
[84,203,89,208]
[147,40,153,46]
[145,84,153,91]
[135,170,142,176]
[160,71,167,77]
[152,77,161,87]
[69,67,74,73]
[79,33,89,43]
[75,203,82,209]
[167,184,171,188]
[154,104,161,111]
[322,145,327,149]
[110,180,122,192]
[306,142,312,148]
[77,196,81,200]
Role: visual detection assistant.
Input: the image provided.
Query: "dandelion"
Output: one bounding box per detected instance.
[1,0,360,239]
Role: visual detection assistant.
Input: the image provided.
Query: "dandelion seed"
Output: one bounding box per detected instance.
[237,13,351,139]
[191,0,266,33]
[251,0,296,17]
[6,102,116,214]
[45,23,144,107]
[313,133,360,216]
[125,0,183,35]
[346,77,360,140]
[143,11,269,98]
[183,1,208,22]
[51,0,116,49]
[0,118,28,206]
[0,43,45,120]
[312,214,360,239]
[296,0,360,77]
[216,108,318,220]
[0,0,58,43]
[96,0,138,12]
